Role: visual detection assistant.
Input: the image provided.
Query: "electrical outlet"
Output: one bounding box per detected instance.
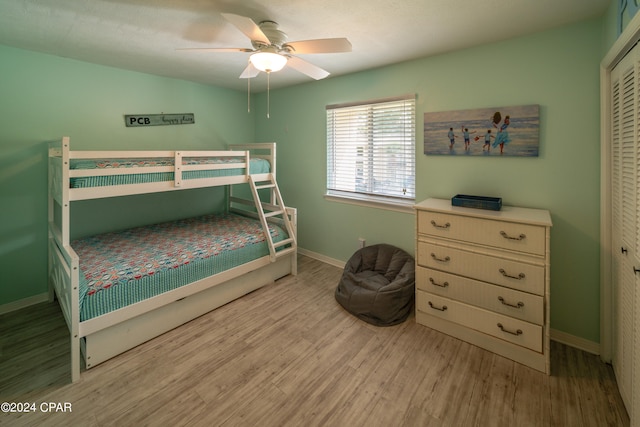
[358,238,366,249]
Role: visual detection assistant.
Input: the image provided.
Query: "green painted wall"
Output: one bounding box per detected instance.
[255,18,603,343]
[0,45,252,306]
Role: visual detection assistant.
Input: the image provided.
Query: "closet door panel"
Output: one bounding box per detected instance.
[634,50,640,423]
[620,253,636,409]
[610,45,638,422]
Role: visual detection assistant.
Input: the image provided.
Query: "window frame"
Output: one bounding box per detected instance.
[325,94,416,213]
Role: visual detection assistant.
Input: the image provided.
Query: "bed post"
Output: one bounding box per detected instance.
[60,137,70,247]
[62,137,81,382]
[269,142,276,204]
[289,207,298,275]
[70,258,81,383]
[48,137,81,382]
[48,140,59,303]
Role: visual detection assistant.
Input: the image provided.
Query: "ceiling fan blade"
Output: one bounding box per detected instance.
[284,38,352,54]
[239,63,260,79]
[176,48,253,53]
[221,13,270,45]
[286,56,330,80]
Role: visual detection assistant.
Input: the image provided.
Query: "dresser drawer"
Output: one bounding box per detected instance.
[417,241,545,295]
[417,211,546,256]
[416,291,542,352]
[417,267,544,324]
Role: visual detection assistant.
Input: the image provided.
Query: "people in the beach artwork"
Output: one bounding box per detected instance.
[490,112,511,154]
[481,129,493,151]
[448,111,510,154]
[461,127,476,151]
[447,127,457,149]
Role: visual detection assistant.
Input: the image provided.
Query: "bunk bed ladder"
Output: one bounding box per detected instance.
[248,175,297,262]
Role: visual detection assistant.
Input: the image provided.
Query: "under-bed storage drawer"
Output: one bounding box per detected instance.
[417,210,546,255]
[417,241,545,296]
[416,291,543,352]
[416,267,544,324]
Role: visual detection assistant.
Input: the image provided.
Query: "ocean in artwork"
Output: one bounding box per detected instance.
[424,105,539,157]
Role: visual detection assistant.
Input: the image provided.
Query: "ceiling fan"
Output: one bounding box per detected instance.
[179,13,352,80]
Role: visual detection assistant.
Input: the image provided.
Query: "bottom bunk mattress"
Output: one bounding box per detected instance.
[72,212,288,321]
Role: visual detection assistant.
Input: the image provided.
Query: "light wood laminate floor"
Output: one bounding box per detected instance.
[0,255,630,426]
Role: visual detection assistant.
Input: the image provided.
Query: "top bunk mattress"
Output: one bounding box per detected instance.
[72,212,287,321]
[69,156,270,188]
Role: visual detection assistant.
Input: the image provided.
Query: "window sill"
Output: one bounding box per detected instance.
[324,192,415,214]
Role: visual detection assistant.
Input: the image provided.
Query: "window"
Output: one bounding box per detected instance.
[326,95,416,209]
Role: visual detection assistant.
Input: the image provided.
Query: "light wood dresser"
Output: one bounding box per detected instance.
[414,198,552,374]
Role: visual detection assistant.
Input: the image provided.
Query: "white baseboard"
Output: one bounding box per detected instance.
[298,247,346,269]
[550,328,600,355]
[0,293,49,315]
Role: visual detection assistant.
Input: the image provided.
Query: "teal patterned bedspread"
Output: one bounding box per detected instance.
[72,213,286,321]
[69,157,270,188]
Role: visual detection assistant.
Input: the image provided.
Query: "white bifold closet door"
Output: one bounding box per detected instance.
[610,40,640,426]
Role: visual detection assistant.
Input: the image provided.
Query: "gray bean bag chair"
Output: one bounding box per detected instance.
[335,244,415,326]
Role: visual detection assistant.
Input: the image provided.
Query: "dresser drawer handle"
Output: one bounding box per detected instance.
[498,296,524,308]
[430,253,451,263]
[428,301,448,311]
[429,277,449,288]
[500,231,526,241]
[497,323,523,336]
[430,220,451,229]
[499,268,525,280]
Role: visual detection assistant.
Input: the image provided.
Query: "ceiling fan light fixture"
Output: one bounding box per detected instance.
[249,51,287,72]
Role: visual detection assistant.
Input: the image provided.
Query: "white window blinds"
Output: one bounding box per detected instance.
[326,95,416,203]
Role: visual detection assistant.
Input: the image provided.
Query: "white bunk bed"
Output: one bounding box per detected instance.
[47,136,297,382]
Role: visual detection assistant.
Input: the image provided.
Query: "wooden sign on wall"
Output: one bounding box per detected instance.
[124,113,195,127]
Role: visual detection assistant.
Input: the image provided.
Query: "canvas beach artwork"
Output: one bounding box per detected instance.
[424,105,539,156]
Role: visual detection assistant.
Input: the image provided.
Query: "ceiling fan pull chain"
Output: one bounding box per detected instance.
[247,63,251,113]
[267,71,271,119]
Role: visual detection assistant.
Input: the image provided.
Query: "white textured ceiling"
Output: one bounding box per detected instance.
[0,0,610,92]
